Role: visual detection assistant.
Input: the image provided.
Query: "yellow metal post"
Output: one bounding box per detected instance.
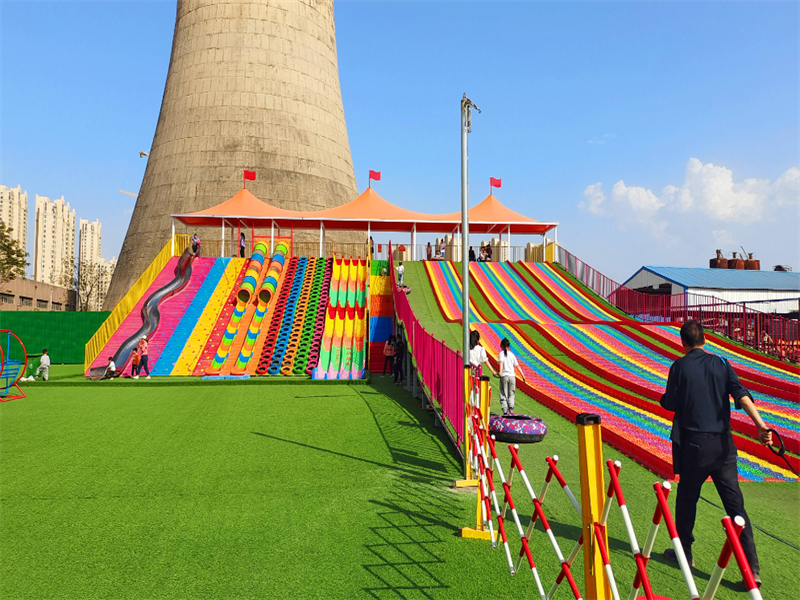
[459,374,494,541]
[577,413,611,600]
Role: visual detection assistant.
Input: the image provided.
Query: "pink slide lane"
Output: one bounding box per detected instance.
[88,257,179,375]
[147,257,215,373]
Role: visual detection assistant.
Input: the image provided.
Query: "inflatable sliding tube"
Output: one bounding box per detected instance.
[290,257,327,375]
[205,242,269,375]
[262,258,308,375]
[230,241,288,375]
[350,304,368,379]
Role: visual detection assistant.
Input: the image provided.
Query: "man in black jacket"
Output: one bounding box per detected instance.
[660,320,771,586]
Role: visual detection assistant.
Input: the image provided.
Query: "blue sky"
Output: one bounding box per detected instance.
[2,1,798,280]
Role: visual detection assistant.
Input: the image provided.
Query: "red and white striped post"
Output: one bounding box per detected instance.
[722,516,762,600]
[654,480,699,599]
[701,516,745,600]
[628,481,672,600]
[546,455,582,516]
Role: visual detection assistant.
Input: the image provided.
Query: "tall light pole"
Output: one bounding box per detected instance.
[461,93,480,365]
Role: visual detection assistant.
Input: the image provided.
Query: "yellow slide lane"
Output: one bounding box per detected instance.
[171,258,246,375]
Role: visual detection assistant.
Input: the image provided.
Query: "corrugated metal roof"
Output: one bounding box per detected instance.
[631,267,800,291]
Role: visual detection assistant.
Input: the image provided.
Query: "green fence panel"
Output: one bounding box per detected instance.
[0,312,111,364]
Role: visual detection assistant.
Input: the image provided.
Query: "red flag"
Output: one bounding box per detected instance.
[369,170,381,181]
[244,170,256,181]
[490,177,502,188]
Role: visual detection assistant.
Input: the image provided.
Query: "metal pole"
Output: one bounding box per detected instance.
[221,219,225,257]
[171,219,175,257]
[461,93,480,367]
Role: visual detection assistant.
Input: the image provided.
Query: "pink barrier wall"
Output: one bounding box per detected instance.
[390,244,465,452]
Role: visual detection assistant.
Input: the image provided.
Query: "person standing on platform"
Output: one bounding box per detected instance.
[498,338,526,415]
[370,236,375,258]
[660,320,769,587]
[135,336,151,380]
[239,232,246,257]
[485,244,493,262]
[469,246,476,262]
[426,242,433,261]
[439,239,446,259]
[382,334,396,377]
[191,233,201,256]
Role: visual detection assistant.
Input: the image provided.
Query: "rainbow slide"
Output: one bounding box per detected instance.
[313,257,369,379]
[421,259,798,481]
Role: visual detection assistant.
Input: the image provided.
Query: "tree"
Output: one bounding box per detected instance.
[0,221,29,287]
[60,258,113,311]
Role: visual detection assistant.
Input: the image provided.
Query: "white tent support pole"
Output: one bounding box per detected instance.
[554,226,558,255]
[411,223,417,260]
[171,219,175,257]
[368,222,371,257]
[499,230,502,262]
[507,225,511,261]
[221,219,226,257]
[271,220,275,254]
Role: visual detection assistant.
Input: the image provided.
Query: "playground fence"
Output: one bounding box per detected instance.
[463,398,762,600]
[555,245,800,362]
[389,243,465,452]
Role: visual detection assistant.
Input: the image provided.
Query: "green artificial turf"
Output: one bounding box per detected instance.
[3,374,798,599]
[2,262,797,599]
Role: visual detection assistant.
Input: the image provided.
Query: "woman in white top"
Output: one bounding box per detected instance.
[498,337,527,415]
[469,330,497,378]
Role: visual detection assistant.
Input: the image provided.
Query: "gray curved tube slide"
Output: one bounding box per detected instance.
[88,248,196,378]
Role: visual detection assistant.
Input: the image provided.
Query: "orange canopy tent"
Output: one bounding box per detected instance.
[171,187,558,256]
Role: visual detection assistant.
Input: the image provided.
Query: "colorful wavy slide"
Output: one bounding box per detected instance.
[87,248,197,377]
[420,259,798,481]
[313,257,369,380]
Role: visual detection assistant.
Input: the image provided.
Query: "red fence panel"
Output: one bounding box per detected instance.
[389,244,464,452]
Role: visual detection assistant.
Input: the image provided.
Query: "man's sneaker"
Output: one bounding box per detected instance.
[132,375,139,380]
[146,376,151,380]
[664,548,694,568]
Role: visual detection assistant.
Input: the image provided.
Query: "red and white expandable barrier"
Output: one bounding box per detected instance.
[700,516,747,600]
[721,516,763,600]
[653,477,700,599]
[627,481,672,600]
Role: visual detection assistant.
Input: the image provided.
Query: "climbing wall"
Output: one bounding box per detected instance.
[368,260,393,374]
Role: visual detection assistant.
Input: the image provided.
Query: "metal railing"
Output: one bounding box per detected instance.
[389,243,465,452]
[555,245,800,362]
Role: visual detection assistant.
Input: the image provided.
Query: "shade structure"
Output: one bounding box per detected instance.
[173,188,558,235]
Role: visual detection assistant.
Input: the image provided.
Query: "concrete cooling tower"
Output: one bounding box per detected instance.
[105,0,358,308]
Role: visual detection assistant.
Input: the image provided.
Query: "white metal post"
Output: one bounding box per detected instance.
[461,94,480,364]
[411,224,417,260]
[319,222,325,257]
[221,219,225,257]
[367,222,371,258]
[171,219,175,257]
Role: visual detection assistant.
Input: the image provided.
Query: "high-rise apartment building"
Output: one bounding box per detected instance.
[34,195,76,287]
[79,218,102,265]
[0,184,29,252]
[78,218,115,310]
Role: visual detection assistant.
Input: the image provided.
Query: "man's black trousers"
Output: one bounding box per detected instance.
[675,431,759,574]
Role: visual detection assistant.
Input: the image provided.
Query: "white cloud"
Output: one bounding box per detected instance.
[579,182,606,215]
[773,167,800,208]
[588,139,605,145]
[581,158,798,229]
[604,133,617,138]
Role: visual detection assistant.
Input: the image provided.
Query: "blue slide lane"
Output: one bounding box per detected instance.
[151,258,228,375]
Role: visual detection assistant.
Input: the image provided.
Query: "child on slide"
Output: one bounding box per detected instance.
[498,337,526,416]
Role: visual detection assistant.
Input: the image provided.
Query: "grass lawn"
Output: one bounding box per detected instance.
[1,265,797,599]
